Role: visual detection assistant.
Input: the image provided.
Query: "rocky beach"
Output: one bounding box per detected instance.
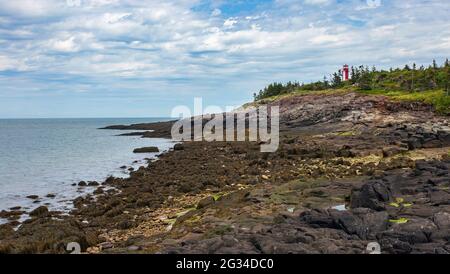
[1,90,449,254]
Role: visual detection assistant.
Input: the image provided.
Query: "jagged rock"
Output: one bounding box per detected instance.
[386,218,437,245]
[93,187,104,195]
[299,209,337,229]
[407,138,423,150]
[29,206,49,218]
[350,181,392,211]
[197,196,215,209]
[382,146,407,157]
[174,143,184,151]
[429,190,450,206]
[433,212,450,229]
[0,210,24,219]
[330,210,364,237]
[133,147,159,153]
[353,208,389,239]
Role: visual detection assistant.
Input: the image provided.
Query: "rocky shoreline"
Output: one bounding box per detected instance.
[1,91,449,254]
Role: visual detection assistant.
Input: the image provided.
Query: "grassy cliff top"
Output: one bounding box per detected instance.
[250,87,449,115]
[251,60,450,115]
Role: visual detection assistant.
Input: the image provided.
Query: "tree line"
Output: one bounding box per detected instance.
[254,59,450,101]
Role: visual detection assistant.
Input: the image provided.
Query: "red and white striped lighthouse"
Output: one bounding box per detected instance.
[343,64,349,81]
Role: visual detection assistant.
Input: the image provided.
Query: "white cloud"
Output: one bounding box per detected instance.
[0,0,65,17]
[50,36,78,52]
[304,0,331,5]
[45,32,103,53]
[211,8,221,17]
[0,0,449,113]
[0,55,29,71]
[223,18,238,29]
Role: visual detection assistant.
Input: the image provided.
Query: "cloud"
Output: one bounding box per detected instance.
[211,8,221,16]
[0,0,70,19]
[0,0,449,117]
[304,0,331,5]
[223,18,238,29]
[0,55,29,71]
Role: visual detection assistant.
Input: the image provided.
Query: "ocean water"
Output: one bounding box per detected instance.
[0,118,174,219]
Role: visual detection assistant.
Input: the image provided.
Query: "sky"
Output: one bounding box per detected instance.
[0,0,449,118]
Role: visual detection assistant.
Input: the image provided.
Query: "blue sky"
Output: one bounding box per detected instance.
[0,0,449,118]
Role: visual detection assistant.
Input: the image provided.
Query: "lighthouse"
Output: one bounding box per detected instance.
[343,64,349,81]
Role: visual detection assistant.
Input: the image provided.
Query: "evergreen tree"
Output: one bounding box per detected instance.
[323,76,329,88]
[331,71,342,88]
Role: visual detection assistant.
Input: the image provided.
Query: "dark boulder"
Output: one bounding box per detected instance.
[350,181,392,211]
[93,187,104,195]
[330,210,364,237]
[299,209,337,229]
[0,210,24,219]
[88,181,99,187]
[382,146,407,157]
[422,139,442,149]
[133,147,159,153]
[407,138,422,150]
[429,190,450,206]
[29,206,49,218]
[197,196,215,209]
[384,218,437,246]
[433,212,450,229]
[174,143,184,151]
[353,208,389,239]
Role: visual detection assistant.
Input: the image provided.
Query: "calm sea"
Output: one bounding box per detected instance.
[0,118,173,220]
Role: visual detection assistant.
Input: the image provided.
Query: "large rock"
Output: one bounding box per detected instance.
[429,190,450,206]
[197,196,215,209]
[382,146,407,157]
[173,144,184,151]
[133,147,159,153]
[354,208,389,238]
[299,209,337,229]
[433,212,450,229]
[330,210,364,237]
[29,206,49,218]
[382,218,437,247]
[327,208,388,240]
[350,181,392,211]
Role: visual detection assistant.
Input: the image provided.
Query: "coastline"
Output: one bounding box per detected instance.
[0,118,175,226]
[1,91,450,254]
